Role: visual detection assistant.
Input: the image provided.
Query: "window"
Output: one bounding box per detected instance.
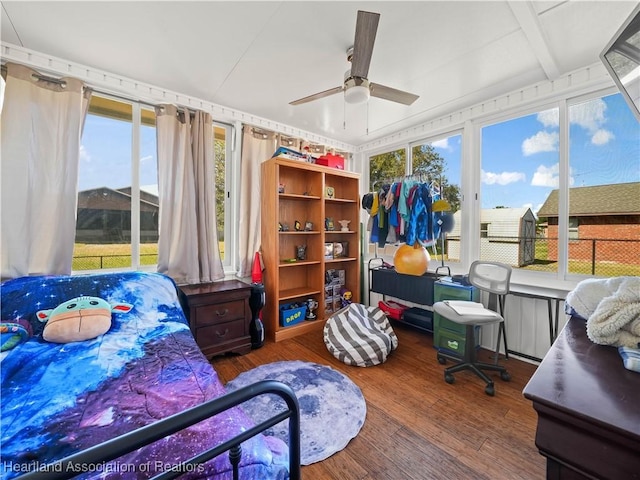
[411,134,462,264]
[478,91,639,277]
[74,95,158,271]
[214,123,232,266]
[567,93,640,276]
[568,217,579,240]
[481,109,559,272]
[366,134,462,262]
[74,96,234,273]
[369,148,405,191]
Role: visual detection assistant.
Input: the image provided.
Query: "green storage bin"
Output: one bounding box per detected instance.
[434,310,466,336]
[433,281,479,303]
[433,281,480,357]
[435,329,467,356]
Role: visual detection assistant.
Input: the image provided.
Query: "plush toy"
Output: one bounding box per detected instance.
[0,320,32,351]
[36,296,132,344]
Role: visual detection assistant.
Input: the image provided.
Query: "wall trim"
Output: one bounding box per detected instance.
[356,62,614,154]
[0,42,356,153]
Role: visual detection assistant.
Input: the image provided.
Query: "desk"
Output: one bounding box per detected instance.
[523,317,640,479]
[509,284,569,346]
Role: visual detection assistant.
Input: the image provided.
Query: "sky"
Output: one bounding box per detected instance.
[79,115,158,195]
[431,92,639,214]
[78,92,639,215]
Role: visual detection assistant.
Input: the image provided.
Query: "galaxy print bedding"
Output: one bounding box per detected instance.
[0,272,289,479]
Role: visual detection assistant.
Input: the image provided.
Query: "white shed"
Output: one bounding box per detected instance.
[447,208,536,267]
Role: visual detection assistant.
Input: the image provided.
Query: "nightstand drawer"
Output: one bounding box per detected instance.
[195,318,246,347]
[179,280,252,357]
[193,300,245,327]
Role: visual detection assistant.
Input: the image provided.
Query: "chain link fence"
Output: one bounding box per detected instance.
[447,235,640,277]
[73,253,158,271]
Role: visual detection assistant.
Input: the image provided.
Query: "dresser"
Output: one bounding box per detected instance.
[179,280,252,358]
[523,316,640,479]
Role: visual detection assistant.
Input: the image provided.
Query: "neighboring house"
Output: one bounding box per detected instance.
[537,182,640,265]
[76,187,159,243]
[447,207,536,267]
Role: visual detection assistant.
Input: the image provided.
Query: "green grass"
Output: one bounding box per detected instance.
[73,243,225,270]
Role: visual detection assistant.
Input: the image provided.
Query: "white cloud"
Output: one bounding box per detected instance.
[531,164,559,187]
[591,128,614,145]
[481,170,526,185]
[140,155,153,163]
[530,163,575,187]
[431,138,450,150]
[570,99,607,133]
[79,144,91,163]
[522,130,559,156]
[536,109,559,128]
[534,99,612,147]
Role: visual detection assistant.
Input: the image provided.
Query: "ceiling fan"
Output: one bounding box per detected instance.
[289,10,419,107]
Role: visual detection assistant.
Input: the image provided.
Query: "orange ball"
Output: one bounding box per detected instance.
[393,243,431,276]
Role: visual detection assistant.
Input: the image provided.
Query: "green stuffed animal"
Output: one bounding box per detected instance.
[36,296,132,343]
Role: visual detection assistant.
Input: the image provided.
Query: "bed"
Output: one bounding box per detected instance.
[0,271,300,480]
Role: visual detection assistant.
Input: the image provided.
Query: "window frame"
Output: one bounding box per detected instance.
[74,94,238,275]
[363,128,465,268]
[362,84,636,284]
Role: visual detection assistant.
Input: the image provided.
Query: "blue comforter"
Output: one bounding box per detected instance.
[0,272,288,479]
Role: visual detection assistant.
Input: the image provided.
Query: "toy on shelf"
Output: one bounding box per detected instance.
[339,220,351,231]
[340,288,353,308]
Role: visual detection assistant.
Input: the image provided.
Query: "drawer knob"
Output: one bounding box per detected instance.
[215,308,229,317]
[216,328,229,338]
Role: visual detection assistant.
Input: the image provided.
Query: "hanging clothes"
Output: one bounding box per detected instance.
[405,182,435,247]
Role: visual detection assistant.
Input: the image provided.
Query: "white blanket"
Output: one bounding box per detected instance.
[574,276,640,348]
[565,276,627,319]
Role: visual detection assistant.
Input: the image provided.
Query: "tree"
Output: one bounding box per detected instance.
[214,138,226,243]
[369,144,461,212]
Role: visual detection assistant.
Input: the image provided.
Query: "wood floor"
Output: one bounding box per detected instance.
[211,323,545,480]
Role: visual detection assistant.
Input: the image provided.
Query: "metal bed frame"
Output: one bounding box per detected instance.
[18,380,301,480]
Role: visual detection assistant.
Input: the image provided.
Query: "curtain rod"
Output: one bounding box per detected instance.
[1,63,68,87]
[0,62,234,128]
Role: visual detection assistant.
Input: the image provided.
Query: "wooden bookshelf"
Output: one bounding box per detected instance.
[261,157,360,342]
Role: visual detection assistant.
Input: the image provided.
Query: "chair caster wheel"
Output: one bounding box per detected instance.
[444,373,455,384]
[485,384,495,396]
[500,371,511,382]
[437,356,447,365]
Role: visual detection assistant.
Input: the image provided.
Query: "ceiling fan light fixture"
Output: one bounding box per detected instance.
[344,77,371,104]
[344,84,370,104]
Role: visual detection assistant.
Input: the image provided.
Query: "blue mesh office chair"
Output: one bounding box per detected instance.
[432,261,511,396]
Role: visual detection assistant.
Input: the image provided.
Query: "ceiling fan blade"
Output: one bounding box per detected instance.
[351,11,380,79]
[289,86,344,105]
[370,83,419,105]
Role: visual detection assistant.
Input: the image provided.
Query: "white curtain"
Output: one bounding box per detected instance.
[1,63,91,279]
[156,105,224,284]
[237,128,277,278]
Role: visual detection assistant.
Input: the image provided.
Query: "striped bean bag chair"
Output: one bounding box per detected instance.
[324,303,398,367]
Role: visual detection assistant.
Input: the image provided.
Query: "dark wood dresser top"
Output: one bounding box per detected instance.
[523,316,640,479]
[179,279,251,297]
[524,316,640,437]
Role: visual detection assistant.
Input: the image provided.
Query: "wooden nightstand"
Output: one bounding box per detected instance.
[179,280,252,358]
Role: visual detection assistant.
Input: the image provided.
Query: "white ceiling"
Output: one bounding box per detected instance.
[1,1,638,147]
